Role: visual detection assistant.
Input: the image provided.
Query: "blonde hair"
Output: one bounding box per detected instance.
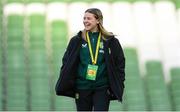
[84,8,114,39]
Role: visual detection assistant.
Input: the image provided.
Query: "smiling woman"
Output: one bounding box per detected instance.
[55,8,126,111]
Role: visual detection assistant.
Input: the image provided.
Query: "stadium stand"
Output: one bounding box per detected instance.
[28,14,51,110]
[6,15,27,110]
[145,61,172,110]
[170,68,180,110]
[124,48,147,111]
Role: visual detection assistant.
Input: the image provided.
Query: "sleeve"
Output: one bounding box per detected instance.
[113,38,126,82]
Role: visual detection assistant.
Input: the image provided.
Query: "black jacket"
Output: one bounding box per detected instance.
[55,31,125,102]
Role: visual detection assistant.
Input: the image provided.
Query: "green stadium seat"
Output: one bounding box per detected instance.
[30,44,46,52]
[7,51,25,70]
[31,93,51,101]
[30,75,51,109]
[28,15,47,104]
[52,41,67,50]
[6,100,27,111]
[28,16,51,110]
[124,48,147,111]
[30,79,50,91]
[6,74,27,111]
[51,26,68,71]
[6,19,27,107]
[7,15,24,42]
[51,21,68,42]
[7,41,24,49]
[28,51,47,73]
[30,72,52,111]
[7,91,26,100]
[55,96,75,111]
[31,99,51,111]
[170,68,180,110]
[6,66,27,110]
[109,100,124,111]
[6,15,27,110]
[29,15,45,42]
[51,21,67,72]
[29,70,51,110]
[28,43,47,67]
[145,61,172,111]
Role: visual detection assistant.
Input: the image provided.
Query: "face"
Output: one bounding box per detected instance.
[83,12,99,32]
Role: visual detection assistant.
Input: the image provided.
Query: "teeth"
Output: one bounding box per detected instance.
[85,23,90,26]
[84,23,90,27]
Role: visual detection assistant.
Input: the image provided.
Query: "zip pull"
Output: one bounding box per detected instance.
[108,48,111,54]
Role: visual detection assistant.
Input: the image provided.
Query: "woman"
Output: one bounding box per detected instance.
[55,8,125,111]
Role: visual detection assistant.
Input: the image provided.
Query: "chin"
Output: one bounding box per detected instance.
[85,28,91,31]
[84,26,91,30]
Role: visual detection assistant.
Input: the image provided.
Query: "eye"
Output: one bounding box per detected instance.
[87,17,91,20]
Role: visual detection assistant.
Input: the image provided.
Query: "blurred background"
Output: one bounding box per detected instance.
[0,0,180,111]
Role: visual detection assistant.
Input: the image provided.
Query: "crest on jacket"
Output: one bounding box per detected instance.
[82,43,87,48]
[99,42,104,54]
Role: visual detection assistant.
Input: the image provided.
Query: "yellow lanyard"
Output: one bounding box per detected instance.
[86,31,101,65]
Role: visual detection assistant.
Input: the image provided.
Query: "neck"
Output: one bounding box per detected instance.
[90,30,98,33]
[89,26,99,32]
